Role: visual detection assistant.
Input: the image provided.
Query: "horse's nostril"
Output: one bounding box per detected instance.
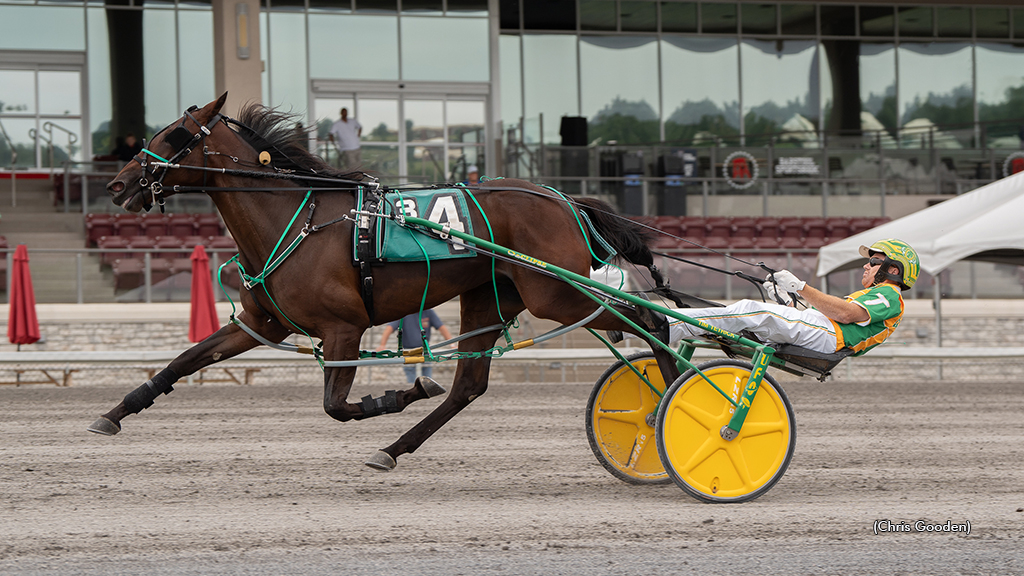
[109,181,124,193]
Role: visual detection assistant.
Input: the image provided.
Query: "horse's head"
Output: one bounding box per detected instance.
[107,93,229,213]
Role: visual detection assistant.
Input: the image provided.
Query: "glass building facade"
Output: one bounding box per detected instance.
[1,1,1023,180]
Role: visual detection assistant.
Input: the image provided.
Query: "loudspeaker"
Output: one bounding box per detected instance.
[559,116,588,147]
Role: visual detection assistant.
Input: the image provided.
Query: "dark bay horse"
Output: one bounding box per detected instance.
[91,93,680,470]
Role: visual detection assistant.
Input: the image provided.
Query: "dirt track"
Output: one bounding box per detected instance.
[2,375,1024,574]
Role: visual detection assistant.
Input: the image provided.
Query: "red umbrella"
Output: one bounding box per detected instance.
[8,244,40,347]
[188,244,220,342]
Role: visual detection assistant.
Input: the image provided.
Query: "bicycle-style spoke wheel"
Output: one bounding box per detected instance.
[586,352,671,485]
[656,359,795,503]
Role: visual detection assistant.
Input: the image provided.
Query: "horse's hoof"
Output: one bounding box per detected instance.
[87,417,121,436]
[415,376,446,398]
[364,450,397,471]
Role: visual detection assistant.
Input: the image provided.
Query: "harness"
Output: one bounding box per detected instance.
[132,106,223,212]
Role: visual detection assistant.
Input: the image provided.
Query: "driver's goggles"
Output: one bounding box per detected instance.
[867,257,887,267]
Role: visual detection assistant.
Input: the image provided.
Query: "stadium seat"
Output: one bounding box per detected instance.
[802,236,829,250]
[97,236,130,266]
[208,235,238,252]
[826,216,852,239]
[755,217,781,239]
[778,217,805,239]
[680,216,706,239]
[141,213,169,237]
[181,235,210,249]
[85,214,115,247]
[112,258,144,290]
[126,235,156,259]
[803,218,829,239]
[168,214,197,237]
[154,236,186,259]
[705,217,732,237]
[113,213,143,237]
[849,217,875,235]
[196,213,224,237]
[731,217,757,238]
[171,257,193,274]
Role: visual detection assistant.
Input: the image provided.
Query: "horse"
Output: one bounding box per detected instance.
[91,93,681,471]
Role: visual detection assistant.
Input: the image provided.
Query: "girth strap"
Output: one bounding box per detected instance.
[356,191,381,325]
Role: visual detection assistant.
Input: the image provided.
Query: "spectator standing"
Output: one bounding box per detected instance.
[376,309,454,384]
[328,107,362,171]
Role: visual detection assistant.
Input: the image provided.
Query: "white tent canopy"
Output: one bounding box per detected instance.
[817,171,1024,277]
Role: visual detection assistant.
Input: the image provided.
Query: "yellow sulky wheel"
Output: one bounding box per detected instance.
[586,352,671,485]
[656,359,795,503]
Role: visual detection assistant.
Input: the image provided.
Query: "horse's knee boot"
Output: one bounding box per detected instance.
[360,390,401,418]
[123,368,180,414]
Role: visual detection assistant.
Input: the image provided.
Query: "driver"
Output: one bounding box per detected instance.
[616,239,919,356]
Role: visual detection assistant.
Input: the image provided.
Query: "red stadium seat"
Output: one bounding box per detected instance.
[779,217,804,239]
[826,216,851,239]
[97,235,130,266]
[181,235,210,249]
[802,236,829,250]
[705,217,732,238]
[126,235,156,259]
[112,258,144,290]
[85,214,115,247]
[755,217,781,239]
[114,213,142,237]
[731,217,757,238]
[849,217,875,235]
[141,213,169,237]
[168,213,197,237]
[803,218,829,239]
[680,216,706,239]
[154,235,185,259]
[196,213,224,237]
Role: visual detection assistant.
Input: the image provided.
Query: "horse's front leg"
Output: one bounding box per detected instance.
[87,313,290,435]
[321,329,446,424]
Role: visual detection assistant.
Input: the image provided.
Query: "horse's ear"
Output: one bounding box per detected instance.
[209,92,229,115]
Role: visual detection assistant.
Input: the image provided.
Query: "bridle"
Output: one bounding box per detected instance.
[131,105,224,212]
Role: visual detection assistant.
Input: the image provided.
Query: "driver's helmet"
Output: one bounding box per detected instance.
[858,239,920,290]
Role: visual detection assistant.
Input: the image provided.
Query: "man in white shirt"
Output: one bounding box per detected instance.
[328,107,362,171]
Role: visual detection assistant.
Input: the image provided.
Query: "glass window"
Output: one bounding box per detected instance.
[38,71,81,116]
[701,2,736,34]
[143,9,179,128]
[522,0,575,31]
[0,118,39,168]
[309,0,352,12]
[975,8,1009,39]
[403,0,442,14]
[499,0,519,29]
[448,100,485,143]
[0,70,36,114]
[976,43,1024,147]
[447,0,487,15]
[580,36,659,145]
[401,16,488,82]
[859,43,897,139]
[356,0,397,13]
[620,1,656,33]
[936,7,970,38]
[267,12,308,111]
[741,40,819,138]
[359,98,399,142]
[898,6,932,37]
[314,97,355,142]
[860,6,894,37]
[662,38,740,142]
[522,34,578,143]
[308,14,398,81]
[779,4,814,35]
[499,34,522,124]
[1016,9,1024,40]
[819,5,854,36]
[741,3,775,35]
[405,99,444,141]
[580,0,616,31]
[177,10,215,111]
[660,2,696,34]
[87,6,112,152]
[41,119,84,166]
[270,0,306,10]
[0,6,85,51]
[898,43,973,134]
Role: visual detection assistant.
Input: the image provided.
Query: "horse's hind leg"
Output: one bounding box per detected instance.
[366,285,522,471]
[87,313,290,435]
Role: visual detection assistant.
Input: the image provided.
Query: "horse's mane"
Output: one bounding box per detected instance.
[232,103,364,184]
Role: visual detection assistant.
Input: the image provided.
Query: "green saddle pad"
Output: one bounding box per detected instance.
[359,188,477,262]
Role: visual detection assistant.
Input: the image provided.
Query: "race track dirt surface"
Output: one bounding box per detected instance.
[2,375,1023,575]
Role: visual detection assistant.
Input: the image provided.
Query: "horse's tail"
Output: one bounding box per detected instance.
[574,197,667,288]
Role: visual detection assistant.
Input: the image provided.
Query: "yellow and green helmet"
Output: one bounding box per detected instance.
[859,239,920,290]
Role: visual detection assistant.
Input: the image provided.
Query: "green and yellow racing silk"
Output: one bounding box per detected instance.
[829,283,904,356]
